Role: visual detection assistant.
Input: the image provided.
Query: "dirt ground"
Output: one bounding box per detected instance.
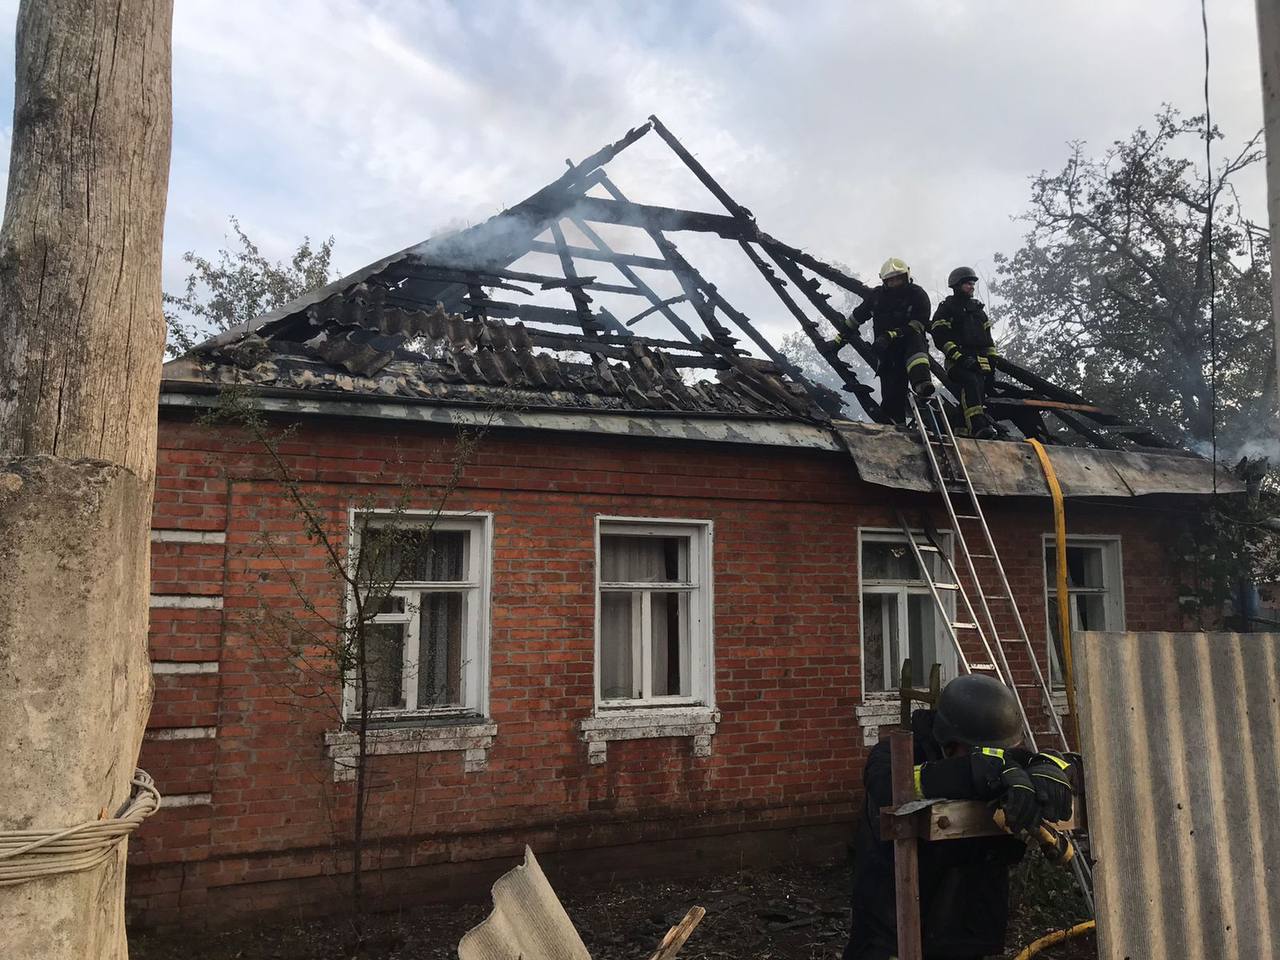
[130,852,1095,960]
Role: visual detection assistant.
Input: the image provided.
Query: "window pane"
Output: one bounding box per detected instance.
[1073,593,1107,630]
[862,541,923,582]
[650,591,691,697]
[601,535,689,583]
[371,594,406,615]
[1046,545,1106,590]
[360,527,468,583]
[862,592,900,694]
[415,592,464,708]
[906,593,938,676]
[361,623,406,710]
[600,591,637,699]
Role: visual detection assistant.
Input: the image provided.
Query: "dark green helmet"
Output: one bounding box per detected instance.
[948,266,979,288]
[932,674,1023,748]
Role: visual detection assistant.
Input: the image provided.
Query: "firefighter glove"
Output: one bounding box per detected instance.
[1028,751,1074,822]
[833,332,845,347]
[997,762,1042,833]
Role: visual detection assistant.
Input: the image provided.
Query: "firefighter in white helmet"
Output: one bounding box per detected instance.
[834,257,934,422]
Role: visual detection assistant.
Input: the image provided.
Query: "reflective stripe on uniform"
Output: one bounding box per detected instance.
[913,764,924,800]
[964,404,985,427]
[909,319,926,334]
[979,747,1005,758]
[906,353,930,371]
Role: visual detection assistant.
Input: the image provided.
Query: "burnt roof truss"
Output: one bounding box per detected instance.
[184,116,1181,450]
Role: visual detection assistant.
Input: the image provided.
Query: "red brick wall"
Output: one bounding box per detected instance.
[128,412,1194,926]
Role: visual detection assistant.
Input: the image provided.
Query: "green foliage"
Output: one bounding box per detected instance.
[992,107,1276,448]
[164,216,336,357]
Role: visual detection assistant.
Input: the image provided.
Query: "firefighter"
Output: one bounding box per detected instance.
[843,675,1075,960]
[931,267,1000,440]
[835,257,934,423]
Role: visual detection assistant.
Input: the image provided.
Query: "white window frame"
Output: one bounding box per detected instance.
[342,510,493,721]
[1041,534,1125,686]
[857,528,957,700]
[594,517,714,711]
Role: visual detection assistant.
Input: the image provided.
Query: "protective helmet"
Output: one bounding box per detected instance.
[948,266,979,288]
[879,257,910,281]
[932,674,1023,748]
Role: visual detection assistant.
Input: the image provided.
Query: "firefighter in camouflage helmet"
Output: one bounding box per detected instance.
[931,267,1000,440]
[834,257,934,423]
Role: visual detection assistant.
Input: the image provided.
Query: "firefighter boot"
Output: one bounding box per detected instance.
[970,412,998,440]
[907,352,934,399]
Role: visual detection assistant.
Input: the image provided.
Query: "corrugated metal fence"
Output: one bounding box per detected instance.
[1075,631,1280,959]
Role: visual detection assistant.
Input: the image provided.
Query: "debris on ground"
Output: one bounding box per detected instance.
[129,853,1095,960]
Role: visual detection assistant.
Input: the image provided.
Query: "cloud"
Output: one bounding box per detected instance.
[0,0,1267,350]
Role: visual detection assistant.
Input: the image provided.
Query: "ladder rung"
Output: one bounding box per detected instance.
[952,621,979,630]
[933,582,960,591]
[970,553,996,559]
[916,544,940,553]
[953,514,980,521]
[968,663,997,671]
[980,594,1012,601]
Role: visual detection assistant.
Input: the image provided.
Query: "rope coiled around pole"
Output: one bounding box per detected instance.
[0,769,160,886]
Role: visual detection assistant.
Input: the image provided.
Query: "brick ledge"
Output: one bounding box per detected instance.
[578,706,720,764]
[323,721,497,780]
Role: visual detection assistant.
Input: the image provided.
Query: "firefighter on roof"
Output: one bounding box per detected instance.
[835,257,934,423]
[932,267,999,440]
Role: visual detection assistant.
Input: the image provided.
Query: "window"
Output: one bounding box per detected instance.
[1044,537,1123,684]
[346,513,491,719]
[596,519,713,707]
[859,531,956,697]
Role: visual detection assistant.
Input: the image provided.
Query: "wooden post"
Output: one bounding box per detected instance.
[889,728,923,960]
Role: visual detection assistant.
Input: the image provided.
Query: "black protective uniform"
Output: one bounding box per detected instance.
[843,710,1027,960]
[930,293,998,436]
[845,282,933,423]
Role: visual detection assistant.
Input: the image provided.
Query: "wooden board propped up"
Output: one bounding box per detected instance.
[458,847,704,960]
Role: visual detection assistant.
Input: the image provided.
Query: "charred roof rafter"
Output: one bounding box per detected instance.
[178,114,1182,451]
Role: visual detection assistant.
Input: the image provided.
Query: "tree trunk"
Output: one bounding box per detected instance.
[0,2,172,958]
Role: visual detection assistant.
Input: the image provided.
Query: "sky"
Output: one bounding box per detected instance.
[0,0,1269,349]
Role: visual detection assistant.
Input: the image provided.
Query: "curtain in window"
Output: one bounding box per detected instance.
[417,592,463,707]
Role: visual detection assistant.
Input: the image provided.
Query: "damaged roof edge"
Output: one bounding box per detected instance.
[158,388,844,452]
[159,385,1238,500]
[833,420,1243,499]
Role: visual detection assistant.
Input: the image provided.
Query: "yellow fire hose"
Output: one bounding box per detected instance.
[1025,439,1080,747]
[1013,920,1096,959]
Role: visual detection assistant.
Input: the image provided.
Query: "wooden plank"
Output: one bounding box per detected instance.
[924,799,1077,841]
[890,729,923,960]
[645,906,706,960]
[526,240,673,271]
[554,194,752,239]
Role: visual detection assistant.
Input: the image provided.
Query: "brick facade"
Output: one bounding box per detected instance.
[128,412,1193,927]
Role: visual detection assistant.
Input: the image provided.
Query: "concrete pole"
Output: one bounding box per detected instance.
[1257,0,1280,395]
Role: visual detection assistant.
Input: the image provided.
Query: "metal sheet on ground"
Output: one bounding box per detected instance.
[457,846,592,960]
[1075,631,1280,960]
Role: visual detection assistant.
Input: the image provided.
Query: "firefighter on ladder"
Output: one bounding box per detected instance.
[931,267,999,440]
[835,257,934,423]
[843,675,1075,960]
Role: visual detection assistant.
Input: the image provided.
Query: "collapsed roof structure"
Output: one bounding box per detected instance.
[165,116,1230,496]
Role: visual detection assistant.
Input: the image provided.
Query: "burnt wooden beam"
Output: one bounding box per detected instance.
[1050,409,1123,450]
[994,356,1180,449]
[626,294,688,327]
[737,240,885,421]
[566,212,702,345]
[547,194,752,240]
[525,240,674,271]
[546,221,633,340]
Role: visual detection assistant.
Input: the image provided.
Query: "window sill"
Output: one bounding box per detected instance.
[323,719,497,781]
[578,705,720,764]
[854,698,905,747]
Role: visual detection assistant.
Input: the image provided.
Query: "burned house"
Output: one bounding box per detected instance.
[130,118,1232,925]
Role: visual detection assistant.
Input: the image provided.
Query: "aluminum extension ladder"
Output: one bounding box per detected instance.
[900,391,1095,914]
[898,391,1069,753]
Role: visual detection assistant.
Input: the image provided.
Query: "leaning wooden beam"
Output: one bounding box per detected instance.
[547,221,632,340]
[994,356,1179,449]
[1050,409,1123,450]
[555,194,751,239]
[590,175,740,353]
[525,240,674,271]
[646,907,706,960]
[647,114,875,302]
[737,240,886,422]
[566,213,703,345]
